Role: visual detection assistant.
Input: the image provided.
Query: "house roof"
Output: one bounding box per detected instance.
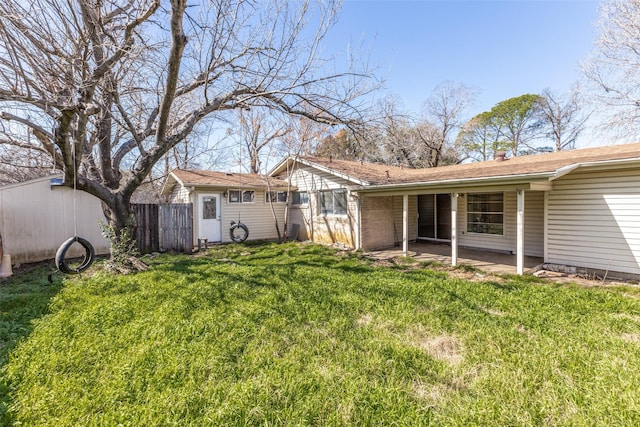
[161,169,290,195]
[271,142,640,189]
[269,156,409,186]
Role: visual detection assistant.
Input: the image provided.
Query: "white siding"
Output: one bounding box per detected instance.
[288,206,310,241]
[220,190,287,243]
[0,176,110,263]
[281,165,360,248]
[190,188,287,243]
[170,184,190,203]
[547,168,640,274]
[524,191,544,257]
[458,190,544,256]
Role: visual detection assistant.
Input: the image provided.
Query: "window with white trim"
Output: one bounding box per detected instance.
[242,190,255,203]
[228,190,255,203]
[466,192,504,235]
[266,191,288,203]
[291,191,309,206]
[319,189,347,215]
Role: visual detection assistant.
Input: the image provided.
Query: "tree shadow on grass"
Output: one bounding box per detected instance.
[0,262,64,425]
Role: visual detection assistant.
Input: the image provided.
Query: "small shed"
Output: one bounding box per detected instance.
[0,175,110,264]
[161,169,292,244]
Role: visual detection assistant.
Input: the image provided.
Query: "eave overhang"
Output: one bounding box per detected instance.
[269,156,371,186]
[353,171,555,196]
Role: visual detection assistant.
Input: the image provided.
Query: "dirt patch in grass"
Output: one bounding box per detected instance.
[406,327,464,366]
[372,259,396,268]
[411,381,451,407]
[480,307,506,316]
[445,268,507,284]
[359,316,465,366]
[611,313,640,323]
[411,366,479,407]
[620,333,640,344]
[423,335,464,365]
[356,313,373,326]
[370,256,509,284]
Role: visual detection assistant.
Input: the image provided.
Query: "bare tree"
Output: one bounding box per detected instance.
[538,87,590,151]
[372,95,421,167]
[365,84,476,168]
[237,109,291,174]
[0,0,375,250]
[583,0,640,137]
[267,116,329,242]
[419,81,477,166]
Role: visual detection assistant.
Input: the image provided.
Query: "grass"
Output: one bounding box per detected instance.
[2,242,640,426]
[0,262,63,423]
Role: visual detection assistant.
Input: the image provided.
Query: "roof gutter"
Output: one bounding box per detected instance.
[549,157,640,181]
[355,156,640,192]
[354,171,555,193]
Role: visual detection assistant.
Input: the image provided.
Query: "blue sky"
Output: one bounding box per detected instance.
[326,0,599,118]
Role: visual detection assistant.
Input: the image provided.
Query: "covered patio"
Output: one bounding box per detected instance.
[366,242,544,275]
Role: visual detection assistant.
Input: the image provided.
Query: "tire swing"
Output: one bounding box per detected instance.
[55,142,95,274]
[56,236,95,274]
[229,184,249,243]
[230,220,249,243]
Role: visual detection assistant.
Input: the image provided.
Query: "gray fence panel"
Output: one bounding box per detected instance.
[159,203,193,253]
[132,203,193,254]
[132,204,159,254]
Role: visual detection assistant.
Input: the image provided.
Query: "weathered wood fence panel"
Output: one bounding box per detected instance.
[132,204,160,254]
[159,203,193,253]
[132,203,192,254]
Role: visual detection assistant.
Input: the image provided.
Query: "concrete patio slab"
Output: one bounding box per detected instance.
[365,242,543,275]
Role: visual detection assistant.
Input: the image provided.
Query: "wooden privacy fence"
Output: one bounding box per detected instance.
[132,203,193,254]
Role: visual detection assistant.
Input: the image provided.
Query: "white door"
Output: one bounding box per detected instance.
[199,193,222,242]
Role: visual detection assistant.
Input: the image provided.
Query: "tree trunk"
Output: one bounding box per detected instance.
[101,194,134,246]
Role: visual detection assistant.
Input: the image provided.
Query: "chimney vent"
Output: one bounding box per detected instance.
[494,151,507,161]
[385,170,390,178]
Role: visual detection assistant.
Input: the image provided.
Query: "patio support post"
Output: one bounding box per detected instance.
[516,189,525,275]
[402,193,409,257]
[451,193,458,267]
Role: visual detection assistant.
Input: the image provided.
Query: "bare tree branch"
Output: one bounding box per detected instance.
[0,0,377,243]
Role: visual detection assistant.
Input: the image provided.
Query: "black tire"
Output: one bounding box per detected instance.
[230,222,249,243]
[55,236,95,274]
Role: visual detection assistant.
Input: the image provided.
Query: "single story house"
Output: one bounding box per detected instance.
[269,142,640,277]
[0,174,110,264]
[161,169,291,244]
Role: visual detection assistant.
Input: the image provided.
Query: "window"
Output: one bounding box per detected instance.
[319,189,347,215]
[291,191,309,206]
[228,190,240,203]
[202,196,217,219]
[228,190,255,203]
[266,191,288,203]
[467,192,504,235]
[242,190,255,203]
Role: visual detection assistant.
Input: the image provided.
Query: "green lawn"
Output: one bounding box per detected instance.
[2,242,640,426]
